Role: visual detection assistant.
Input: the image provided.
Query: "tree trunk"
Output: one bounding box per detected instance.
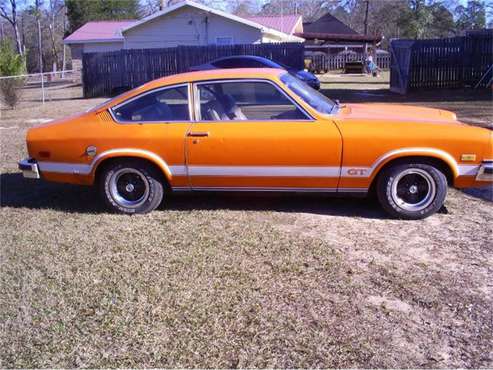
[13,21,22,55]
[49,24,59,72]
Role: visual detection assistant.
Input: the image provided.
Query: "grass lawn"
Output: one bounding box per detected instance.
[1,81,492,368]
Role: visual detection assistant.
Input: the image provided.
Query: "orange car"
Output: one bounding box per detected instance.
[19,68,492,219]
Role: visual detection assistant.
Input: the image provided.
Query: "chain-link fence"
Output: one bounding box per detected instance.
[0,70,80,114]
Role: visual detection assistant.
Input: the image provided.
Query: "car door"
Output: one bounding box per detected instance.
[109,83,192,188]
[185,79,342,191]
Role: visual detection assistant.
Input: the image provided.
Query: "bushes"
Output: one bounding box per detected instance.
[0,40,26,108]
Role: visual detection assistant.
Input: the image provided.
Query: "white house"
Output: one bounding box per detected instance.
[64,0,304,60]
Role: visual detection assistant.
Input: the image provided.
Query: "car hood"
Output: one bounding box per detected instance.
[340,103,460,124]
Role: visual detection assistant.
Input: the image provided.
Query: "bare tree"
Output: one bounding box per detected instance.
[0,0,24,55]
[258,0,353,22]
[140,0,216,17]
[46,0,63,72]
[229,0,257,16]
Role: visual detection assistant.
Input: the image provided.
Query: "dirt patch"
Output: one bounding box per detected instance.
[367,295,413,314]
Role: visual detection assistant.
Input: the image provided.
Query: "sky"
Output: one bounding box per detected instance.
[200,0,491,22]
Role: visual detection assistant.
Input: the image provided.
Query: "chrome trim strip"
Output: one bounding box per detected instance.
[337,188,369,193]
[18,158,40,179]
[172,186,368,193]
[175,186,338,192]
[476,161,493,181]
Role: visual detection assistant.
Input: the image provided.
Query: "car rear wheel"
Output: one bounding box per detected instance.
[377,163,447,219]
[99,160,164,214]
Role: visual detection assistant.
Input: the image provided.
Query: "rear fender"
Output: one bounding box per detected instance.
[90,148,173,182]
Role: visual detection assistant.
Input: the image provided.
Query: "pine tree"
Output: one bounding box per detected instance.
[65,0,140,34]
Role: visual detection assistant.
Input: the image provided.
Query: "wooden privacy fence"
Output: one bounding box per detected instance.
[82,43,304,98]
[306,53,391,73]
[390,30,493,94]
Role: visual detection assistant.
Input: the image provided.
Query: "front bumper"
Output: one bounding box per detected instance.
[18,158,40,179]
[476,160,493,182]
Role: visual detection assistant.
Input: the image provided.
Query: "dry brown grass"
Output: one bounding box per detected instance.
[1,83,492,368]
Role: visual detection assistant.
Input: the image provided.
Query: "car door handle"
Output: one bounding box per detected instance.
[187,131,209,137]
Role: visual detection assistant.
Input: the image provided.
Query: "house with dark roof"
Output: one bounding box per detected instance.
[297,13,381,55]
[64,0,303,62]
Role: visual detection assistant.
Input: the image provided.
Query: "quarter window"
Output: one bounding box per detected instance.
[112,85,189,122]
[197,81,308,121]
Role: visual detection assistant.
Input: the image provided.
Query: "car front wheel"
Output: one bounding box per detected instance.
[376,163,448,219]
[99,160,164,214]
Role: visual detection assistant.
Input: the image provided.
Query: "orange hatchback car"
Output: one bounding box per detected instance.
[19,69,493,219]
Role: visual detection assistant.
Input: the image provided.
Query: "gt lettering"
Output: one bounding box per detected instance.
[347,168,367,176]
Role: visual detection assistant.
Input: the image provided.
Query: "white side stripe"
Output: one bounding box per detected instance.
[185,166,341,177]
[37,159,482,179]
[457,165,480,176]
[38,162,91,175]
[169,165,187,176]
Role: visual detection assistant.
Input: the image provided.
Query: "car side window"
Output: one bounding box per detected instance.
[212,59,237,68]
[112,85,189,122]
[197,81,309,121]
[212,58,264,68]
[240,59,266,68]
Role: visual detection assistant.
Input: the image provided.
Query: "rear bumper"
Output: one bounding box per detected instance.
[18,158,40,179]
[476,160,493,182]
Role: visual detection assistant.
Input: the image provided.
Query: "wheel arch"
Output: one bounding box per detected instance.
[368,152,457,194]
[91,149,173,185]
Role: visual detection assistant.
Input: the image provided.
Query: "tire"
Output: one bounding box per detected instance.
[376,163,447,219]
[99,159,164,214]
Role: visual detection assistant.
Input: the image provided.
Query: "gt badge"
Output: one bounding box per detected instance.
[347,168,367,176]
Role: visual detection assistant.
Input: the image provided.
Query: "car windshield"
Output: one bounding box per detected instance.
[275,61,294,71]
[280,73,336,114]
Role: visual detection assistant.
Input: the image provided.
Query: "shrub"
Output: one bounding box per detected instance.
[0,40,26,108]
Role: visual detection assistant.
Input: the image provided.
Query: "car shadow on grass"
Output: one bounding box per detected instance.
[1,172,394,219]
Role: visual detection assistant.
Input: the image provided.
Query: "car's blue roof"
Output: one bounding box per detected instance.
[212,55,281,68]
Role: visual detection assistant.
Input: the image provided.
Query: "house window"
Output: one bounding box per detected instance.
[216,37,233,45]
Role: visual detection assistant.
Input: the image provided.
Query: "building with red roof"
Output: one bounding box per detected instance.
[64,0,304,61]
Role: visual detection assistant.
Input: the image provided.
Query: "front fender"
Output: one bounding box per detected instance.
[368,147,460,181]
